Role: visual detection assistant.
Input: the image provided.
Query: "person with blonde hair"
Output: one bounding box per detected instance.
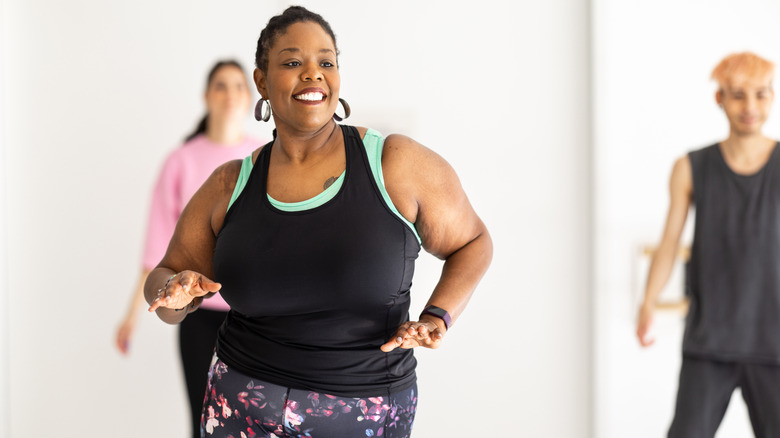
[637,51,780,437]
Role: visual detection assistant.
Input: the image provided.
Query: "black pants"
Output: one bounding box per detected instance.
[179,308,228,438]
[668,356,780,438]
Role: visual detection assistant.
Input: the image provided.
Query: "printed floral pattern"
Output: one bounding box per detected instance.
[201,355,417,438]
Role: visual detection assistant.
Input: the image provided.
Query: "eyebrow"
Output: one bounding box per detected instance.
[278,48,336,55]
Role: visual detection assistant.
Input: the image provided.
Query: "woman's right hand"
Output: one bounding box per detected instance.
[115,316,137,354]
[148,270,222,313]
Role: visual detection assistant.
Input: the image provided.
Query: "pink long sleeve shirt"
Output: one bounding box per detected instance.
[143,134,263,311]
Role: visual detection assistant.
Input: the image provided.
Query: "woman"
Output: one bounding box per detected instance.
[146,6,492,438]
[116,60,264,438]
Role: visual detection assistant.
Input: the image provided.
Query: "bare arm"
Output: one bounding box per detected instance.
[378,134,493,351]
[115,269,151,354]
[144,160,242,324]
[637,156,692,346]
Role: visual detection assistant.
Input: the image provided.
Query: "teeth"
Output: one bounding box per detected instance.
[294,92,324,101]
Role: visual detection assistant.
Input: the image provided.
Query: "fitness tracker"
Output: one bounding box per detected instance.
[420,305,452,330]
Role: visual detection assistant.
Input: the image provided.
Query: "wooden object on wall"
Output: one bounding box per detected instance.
[642,244,690,314]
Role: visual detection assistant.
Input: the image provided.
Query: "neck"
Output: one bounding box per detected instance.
[273,121,340,164]
[721,130,773,155]
[205,116,244,145]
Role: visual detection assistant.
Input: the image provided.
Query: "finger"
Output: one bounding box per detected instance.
[148,297,163,312]
[199,276,222,293]
[148,292,178,312]
[419,329,443,348]
[380,335,404,353]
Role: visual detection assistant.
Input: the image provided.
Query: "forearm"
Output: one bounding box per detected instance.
[642,241,679,307]
[424,228,493,328]
[124,269,151,320]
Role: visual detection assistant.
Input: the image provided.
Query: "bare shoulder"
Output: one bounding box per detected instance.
[383,133,451,172]
[671,155,692,181]
[670,155,693,198]
[672,155,691,172]
[187,158,244,213]
[210,159,244,194]
[354,126,369,139]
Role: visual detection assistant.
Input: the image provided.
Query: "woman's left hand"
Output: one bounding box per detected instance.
[380,319,445,352]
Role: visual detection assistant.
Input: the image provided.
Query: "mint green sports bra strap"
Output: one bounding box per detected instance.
[227,155,254,212]
[363,129,422,244]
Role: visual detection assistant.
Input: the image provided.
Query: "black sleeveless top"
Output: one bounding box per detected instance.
[685,142,780,364]
[212,125,420,396]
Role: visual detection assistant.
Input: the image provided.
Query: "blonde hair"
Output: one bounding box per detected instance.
[711,52,775,89]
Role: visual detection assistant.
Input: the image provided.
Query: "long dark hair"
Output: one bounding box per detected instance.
[184,60,247,143]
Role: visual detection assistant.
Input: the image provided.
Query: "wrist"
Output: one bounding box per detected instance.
[419,314,447,334]
[419,305,452,331]
[175,296,203,313]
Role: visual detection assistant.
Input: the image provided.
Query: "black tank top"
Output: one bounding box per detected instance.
[685,142,780,364]
[212,125,420,396]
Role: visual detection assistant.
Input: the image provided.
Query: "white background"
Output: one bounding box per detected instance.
[3,0,779,437]
[0,1,591,437]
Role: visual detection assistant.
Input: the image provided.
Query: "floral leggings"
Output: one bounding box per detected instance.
[201,355,418,438]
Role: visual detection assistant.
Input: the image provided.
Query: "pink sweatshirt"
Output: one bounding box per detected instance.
[142,134,264,311]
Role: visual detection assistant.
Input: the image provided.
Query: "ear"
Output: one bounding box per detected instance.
[253,68,267,98]
[715,89,724,107]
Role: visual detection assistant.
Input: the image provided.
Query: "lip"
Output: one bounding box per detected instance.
[293,87,328,105]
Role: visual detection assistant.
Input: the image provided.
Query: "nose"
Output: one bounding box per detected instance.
[301,64,323,82]
[745,95,759,113]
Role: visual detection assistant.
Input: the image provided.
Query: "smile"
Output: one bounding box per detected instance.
[294,92,325,102]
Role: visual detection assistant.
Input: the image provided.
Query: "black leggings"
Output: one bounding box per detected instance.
[179,308,228,438]
[202,355,418,437]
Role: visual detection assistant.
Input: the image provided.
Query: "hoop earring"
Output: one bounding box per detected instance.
[333,98,351,121]
[254,99,271,122]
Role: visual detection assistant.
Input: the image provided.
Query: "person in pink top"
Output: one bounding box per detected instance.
[115,59,265,438]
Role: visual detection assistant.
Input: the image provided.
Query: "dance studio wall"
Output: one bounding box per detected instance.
[592,0,780,436]
[0,1,592,437]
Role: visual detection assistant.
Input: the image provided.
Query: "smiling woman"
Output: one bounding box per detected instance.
[144,6,493,438]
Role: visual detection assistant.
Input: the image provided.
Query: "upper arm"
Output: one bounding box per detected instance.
[157,159,242,277]
[382,134,486,259]
[660,155,693,245]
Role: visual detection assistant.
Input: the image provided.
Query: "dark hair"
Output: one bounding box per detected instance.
[255,6,339,74]
[184,59,247,143]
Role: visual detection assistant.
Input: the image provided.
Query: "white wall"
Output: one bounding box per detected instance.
[593,1,780,437]
[0,0,9,436]
[0,1,592,437]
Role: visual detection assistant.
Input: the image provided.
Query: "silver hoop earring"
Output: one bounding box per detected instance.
[333,98,351,122]
[255,99,271,122]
